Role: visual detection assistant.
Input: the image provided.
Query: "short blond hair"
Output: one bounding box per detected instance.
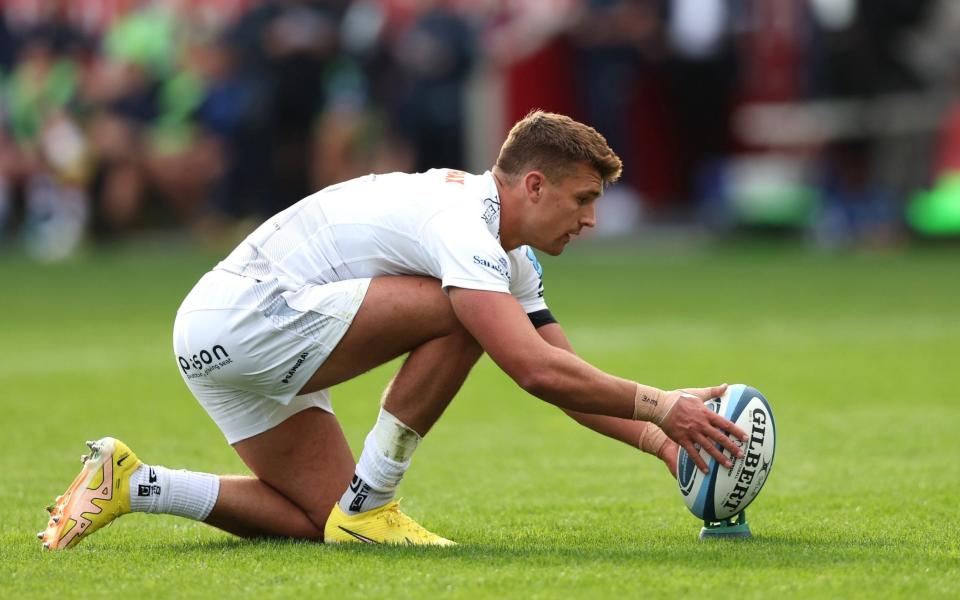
[496,110,622,185]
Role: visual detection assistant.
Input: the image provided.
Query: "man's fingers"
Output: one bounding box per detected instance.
[707,383,728,399]
[681,387,711,401]
[682,383,728,402]
[711,413,749,442]
[681,440,710,474]
[709,426,744,458]
[694,432,730,468]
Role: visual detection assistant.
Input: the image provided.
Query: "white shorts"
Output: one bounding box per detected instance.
[172,270,370,444]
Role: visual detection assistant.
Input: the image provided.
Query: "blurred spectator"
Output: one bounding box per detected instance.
[221,0,345,219]
[664,0,737,209]
[390,1,474,172]
[813,139,899,248]
[1,0,959,258]
[310,54,414,188]
[0,2,91,259]
[806,0,934,246]
[475,0,579,143]
[83,0,182,238]
[569,0,663,198]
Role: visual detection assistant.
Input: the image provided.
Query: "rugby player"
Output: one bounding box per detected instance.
[40,111,747,548]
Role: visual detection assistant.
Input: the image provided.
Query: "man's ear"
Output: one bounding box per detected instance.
[523,171,546,202]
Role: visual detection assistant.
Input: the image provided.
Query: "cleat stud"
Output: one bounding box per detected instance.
[80,454,89,464]
[45,505,54,514]
[37,531,44,539]
[52,516,60,524]
[43,542,51,550]
[85,440,95,449]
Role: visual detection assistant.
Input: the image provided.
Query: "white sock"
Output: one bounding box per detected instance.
[129,465,220,521]
[372,407,422,463]
[339,408,422,514]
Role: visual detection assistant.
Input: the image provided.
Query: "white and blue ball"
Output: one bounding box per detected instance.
[677,384,776,521]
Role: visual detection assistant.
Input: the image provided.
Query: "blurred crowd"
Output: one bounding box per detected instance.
[2,0,960,260]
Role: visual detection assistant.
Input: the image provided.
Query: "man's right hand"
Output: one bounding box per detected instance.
[659,385,748,474]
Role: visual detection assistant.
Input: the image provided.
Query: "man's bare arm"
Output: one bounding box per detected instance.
[447,288,746,473]
[536,322,658,443]
[536,322,681,475]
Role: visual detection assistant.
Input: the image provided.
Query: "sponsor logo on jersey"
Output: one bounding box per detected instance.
[281,352,310,384]
[481,197,500,224]
[473,255,511,281]
[445,169,466,184]
[178,345,232,380]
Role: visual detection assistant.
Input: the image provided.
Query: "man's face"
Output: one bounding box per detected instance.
[529,162,602,256]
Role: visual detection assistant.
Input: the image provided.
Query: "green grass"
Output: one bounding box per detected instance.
[1,239,958,598]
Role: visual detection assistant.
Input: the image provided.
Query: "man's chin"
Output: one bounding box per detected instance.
[543,244,564,256]
[528,241,564,256]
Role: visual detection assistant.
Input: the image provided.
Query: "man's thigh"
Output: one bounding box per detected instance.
[299,275,463,394]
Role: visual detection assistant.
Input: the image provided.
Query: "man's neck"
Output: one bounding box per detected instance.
[492,168,523,252]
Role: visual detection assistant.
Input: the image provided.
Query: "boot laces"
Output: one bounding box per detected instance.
[382,501,432,542]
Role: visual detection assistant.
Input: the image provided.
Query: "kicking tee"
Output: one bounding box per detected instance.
[215,169,548,314]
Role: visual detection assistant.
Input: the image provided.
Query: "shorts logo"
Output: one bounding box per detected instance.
[281,352,310,384]
[178,345,232,380]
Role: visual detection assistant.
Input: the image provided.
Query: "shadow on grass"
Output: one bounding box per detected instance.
[144,529,941,571]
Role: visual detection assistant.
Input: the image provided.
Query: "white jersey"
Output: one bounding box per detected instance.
[215,169,548,314]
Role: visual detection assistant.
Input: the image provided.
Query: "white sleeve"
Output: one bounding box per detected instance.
[509,245,548,313]
[420,206,512,294]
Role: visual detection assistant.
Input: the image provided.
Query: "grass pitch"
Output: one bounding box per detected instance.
[1,238,958,598]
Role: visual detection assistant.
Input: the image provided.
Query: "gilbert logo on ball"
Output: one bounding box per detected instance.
[677,384,777,522]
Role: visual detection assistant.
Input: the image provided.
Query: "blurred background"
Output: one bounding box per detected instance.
[1,0,960,261]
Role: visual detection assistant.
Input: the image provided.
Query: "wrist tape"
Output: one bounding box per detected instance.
[637,423,669,457]
[631,383,678,425]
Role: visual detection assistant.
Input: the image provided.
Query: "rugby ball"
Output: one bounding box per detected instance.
[677,384,776,521]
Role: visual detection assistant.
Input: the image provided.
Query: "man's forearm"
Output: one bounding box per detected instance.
[537,323,667,456]
[561,407,648,448]
[449,290,666,422]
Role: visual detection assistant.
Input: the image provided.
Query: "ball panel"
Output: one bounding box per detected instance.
[722,383,749,422]
[677,445,698,496]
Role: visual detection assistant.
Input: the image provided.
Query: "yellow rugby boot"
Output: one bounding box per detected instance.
[324,500,456,546]
[39,437,142,550]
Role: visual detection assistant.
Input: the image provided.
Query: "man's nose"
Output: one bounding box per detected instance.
[581,203,597,228]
